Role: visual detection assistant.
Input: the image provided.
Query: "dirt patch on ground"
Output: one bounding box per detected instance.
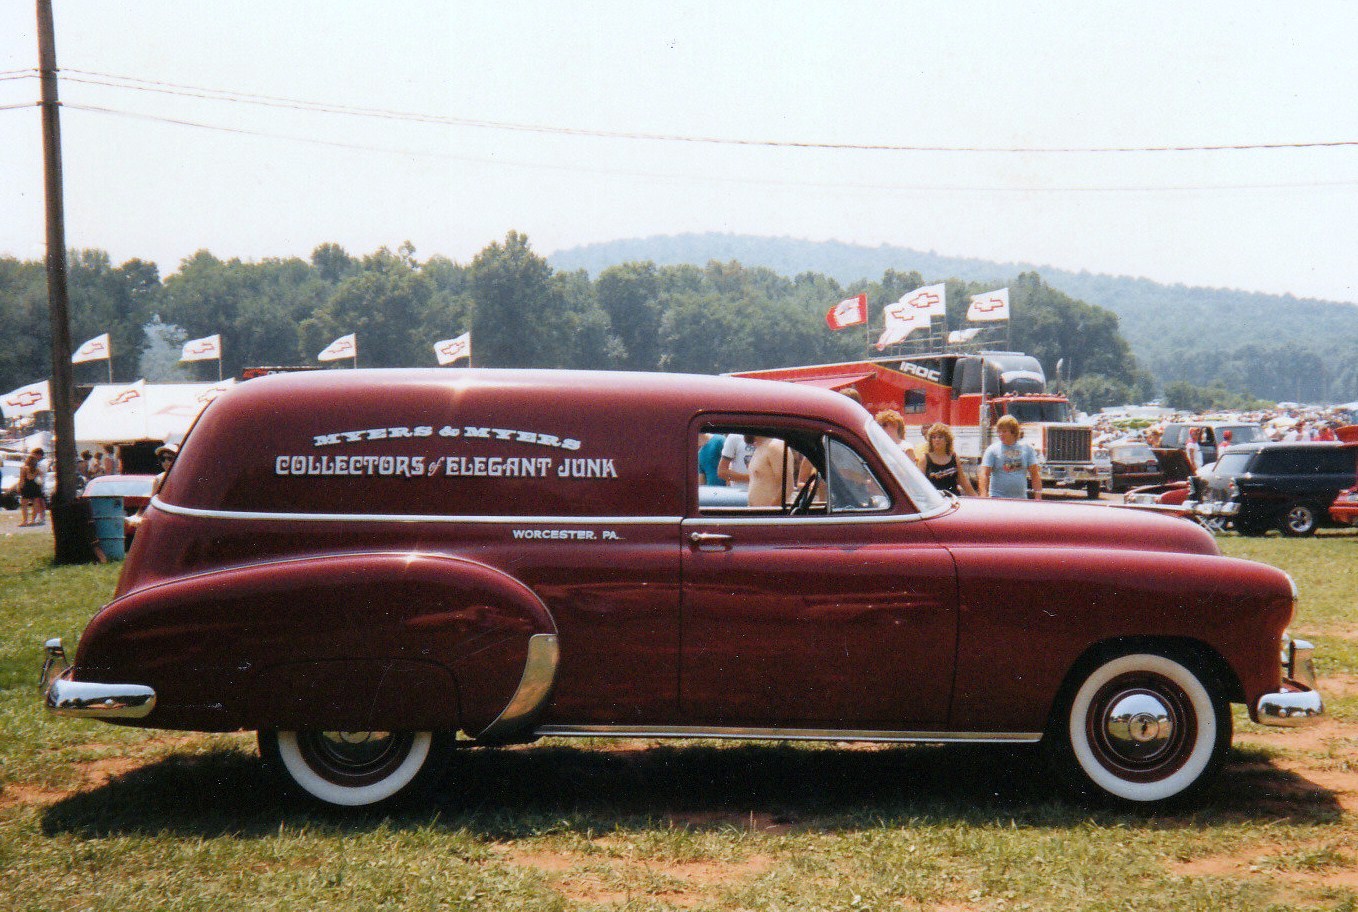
[1,734,224,810]
[499,843,773,907]
[0,784,72,810]
[1173,846,1358,891]
[1322,623,1358,642]
[1324,672,1358,700]
[1233,715,1358,814]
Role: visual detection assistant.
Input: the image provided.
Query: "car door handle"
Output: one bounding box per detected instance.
[688,532,733,550]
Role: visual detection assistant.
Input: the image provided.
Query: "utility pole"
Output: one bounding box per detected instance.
[36,0,89,563]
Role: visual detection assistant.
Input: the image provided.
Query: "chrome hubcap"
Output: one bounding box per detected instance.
[1287,508,1311,531]
[1103,692,1175,762]
[313,731,399,770]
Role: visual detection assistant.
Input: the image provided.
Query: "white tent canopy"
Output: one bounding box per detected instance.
[74,379,235,447]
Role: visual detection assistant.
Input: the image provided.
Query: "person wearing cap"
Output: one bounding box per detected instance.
[151,444,178,497]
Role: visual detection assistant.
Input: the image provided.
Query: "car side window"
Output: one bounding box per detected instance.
[697,425,890,517]
[1318,450,1358,474]
[698,425,820,516]
[826,438,891,513]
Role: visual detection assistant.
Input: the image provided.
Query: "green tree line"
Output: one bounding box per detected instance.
[1,232,1152,412]
[556,233,1358,404]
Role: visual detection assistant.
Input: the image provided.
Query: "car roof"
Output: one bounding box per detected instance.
[1165,421,1260,429]
[1223,440,1351,454]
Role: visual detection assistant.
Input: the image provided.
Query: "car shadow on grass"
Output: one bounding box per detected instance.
[39,739,1343,840]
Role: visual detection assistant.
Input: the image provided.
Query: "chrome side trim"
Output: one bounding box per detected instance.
[532,724,1042,744]
[152,497,680,526]
[1256,687,1324,727]
[46,672,157,720]
[687,510,942,528]
[153,496,951,527]
[475,633,561,742]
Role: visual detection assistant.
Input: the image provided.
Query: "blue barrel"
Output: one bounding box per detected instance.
[88,495,126,560]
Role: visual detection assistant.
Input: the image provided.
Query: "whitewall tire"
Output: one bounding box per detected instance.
[1051,651,1230,805]
[260,729,450,808]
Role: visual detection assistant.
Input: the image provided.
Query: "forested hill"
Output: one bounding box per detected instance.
[550,233,1358,403]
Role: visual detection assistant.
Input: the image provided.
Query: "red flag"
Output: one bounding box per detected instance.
[825,294,868,330]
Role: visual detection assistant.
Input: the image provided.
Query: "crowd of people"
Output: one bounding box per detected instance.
[8,442,126,527]
[697,385,1047,506]
[1089,402,1355,470]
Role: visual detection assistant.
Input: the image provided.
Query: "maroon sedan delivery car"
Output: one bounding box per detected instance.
[41,370,1323,808]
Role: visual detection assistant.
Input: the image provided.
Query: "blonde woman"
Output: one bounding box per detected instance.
[918,423,977,496]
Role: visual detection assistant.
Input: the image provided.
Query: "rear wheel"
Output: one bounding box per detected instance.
[259,729,453,808]
[1046,651,1230,805]
[1279,503,1318,537]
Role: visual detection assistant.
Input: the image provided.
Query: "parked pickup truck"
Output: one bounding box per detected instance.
[40,369,1322,809]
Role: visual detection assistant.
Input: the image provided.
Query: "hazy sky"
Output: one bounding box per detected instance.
[3,2,1357,304]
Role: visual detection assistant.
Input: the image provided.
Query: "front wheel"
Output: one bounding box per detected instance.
[259,729,452,808]
[1045,651,1230,805]
[1086,481,1102,500]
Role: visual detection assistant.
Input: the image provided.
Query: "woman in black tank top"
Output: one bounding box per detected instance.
[920,423,977,496]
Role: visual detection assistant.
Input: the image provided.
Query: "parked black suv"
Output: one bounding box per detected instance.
[1198,441,1358,536]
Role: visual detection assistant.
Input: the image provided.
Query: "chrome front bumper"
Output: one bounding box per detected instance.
[1188,499,1239,517]
[39,637,157,720]
[1256,637,1324,728]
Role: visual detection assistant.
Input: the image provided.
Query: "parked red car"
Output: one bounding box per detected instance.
[78,474,157,545]
[41,370,1323,809]
[1331,486,1358,527]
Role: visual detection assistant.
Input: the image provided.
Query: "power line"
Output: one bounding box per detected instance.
[62,102,1358,195]
[60,67,1358,155]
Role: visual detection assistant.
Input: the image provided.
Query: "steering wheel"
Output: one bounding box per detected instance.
[789,476,820,516]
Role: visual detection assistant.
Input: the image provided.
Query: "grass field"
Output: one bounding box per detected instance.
[2,517,1356,911]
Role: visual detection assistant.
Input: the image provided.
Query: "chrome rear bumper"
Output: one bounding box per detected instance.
[39,637,157,720]
[46,673,157,719]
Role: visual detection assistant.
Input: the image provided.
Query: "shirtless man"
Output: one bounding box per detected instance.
[746,436,796,508]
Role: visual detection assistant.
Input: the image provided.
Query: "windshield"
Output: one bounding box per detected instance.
[1214,453,1254,477]
[1005,401,1072,423]
[1220,425,1266,445]
[1113,445,1155,464]
[864,418,947,514]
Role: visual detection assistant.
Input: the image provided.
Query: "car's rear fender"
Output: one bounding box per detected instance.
[71,551,558,735]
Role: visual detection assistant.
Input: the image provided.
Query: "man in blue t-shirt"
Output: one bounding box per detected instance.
[697,433,727,486]
[980,415,1042,500]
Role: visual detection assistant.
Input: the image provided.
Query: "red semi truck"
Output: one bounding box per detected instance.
[736,351,1107,497]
